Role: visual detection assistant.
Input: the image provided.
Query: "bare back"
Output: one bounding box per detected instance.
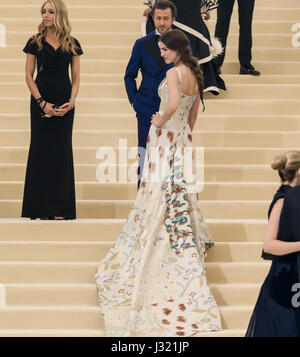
[177,64,198,96]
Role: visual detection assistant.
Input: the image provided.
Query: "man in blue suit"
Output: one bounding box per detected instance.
[124,0,177,189]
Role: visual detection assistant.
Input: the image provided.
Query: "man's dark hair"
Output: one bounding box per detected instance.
[152,0,177,19]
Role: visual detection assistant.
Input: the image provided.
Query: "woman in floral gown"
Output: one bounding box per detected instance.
[94,29,222,337]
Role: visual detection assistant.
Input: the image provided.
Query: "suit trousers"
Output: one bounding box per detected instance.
[214,0,255,68]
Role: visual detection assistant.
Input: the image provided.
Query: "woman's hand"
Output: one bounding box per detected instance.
[202,12,210,20]
[54,101,73,117]
[40,101,56,116]
[151,112,164,128]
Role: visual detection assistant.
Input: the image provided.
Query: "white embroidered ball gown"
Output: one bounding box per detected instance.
[94,67,222,337]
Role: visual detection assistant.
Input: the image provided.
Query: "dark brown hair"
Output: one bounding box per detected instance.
[152,0,177,19]
[160,29,205,111]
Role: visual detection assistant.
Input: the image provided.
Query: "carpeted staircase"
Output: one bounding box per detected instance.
[0,0,299,336]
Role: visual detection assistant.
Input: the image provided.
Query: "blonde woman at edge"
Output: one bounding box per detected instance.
[21,0,83,221]
[246,151,300,337]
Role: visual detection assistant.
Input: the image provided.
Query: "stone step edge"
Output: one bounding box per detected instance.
[0,145,297,150]
[0,199,272,203]
[0,241,263,246]
[2,59,300,64]
[0,146,297,151]
[0,217,267,223]
[0,262,268,266]
[0,113,300,118]
[0,306,253,311]
[2,283,261,287]
[3,82,300,87]
[2,15,299,20]
[1,73,299,77]
[1,129,300,135]
[0,179,281,186]
[0,328,246,336]
[3,44,300,49]
[1,98,299,103]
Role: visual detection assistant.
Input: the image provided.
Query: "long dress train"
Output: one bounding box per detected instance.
[94,67,222,337]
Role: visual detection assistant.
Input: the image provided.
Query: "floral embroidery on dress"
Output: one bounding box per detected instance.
[94,67,221,337]
[167,131,174,143]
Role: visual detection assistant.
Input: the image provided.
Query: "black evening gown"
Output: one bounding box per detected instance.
[143,0,226,95]
[21,37,83,219]
[245,184,300,337]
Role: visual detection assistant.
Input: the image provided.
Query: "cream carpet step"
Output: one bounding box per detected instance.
[2,129,300,148]
[1,58,300,74]
[0,43,300,62]
[206,21,299,36]
[81,73,300,84]
[3,283,260,307]
[0,328,246,337]
[0,199,270,219]
[0,241,263,262]
[0,305,252,330]
[202,148,298,165]
[0,262,269,284]
[0,218,266,242]
[0,181,278,201]
[0,145,294,166]
[196,115,300,132]
[2,19,296,35]
[0,98,298,115]
[0,0,294,338]
[3,73,298,84]
[0,329,104,337]
[1,82,300,99]
[0,5,299,20]
[4,284,99,306]
[0,114,299,132]
[5,0,300,7]
[0,163,278,182]
[4,31,295,48]
[0,306,102,329]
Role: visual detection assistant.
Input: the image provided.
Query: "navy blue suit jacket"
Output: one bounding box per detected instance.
[124,31,173,115]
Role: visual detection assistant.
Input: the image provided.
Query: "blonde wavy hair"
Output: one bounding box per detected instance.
[31,0,79,55]
[271,151,300,183]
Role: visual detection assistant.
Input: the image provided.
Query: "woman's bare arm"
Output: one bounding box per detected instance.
[188,94,200,131]
[263,198,300,255]
[25,54,40,99]
[69,54,80,106]
[25,53,56,116]
[56,54,80,115]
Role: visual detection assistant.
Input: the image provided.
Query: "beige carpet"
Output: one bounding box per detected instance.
[0,0,299,336]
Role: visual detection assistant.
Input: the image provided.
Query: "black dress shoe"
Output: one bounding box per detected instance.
[240,65,260,76]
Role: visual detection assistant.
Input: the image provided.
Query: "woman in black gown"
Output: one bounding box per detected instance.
[142,0,225,95]
[21,0,83,220]
[245,151,300,337]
